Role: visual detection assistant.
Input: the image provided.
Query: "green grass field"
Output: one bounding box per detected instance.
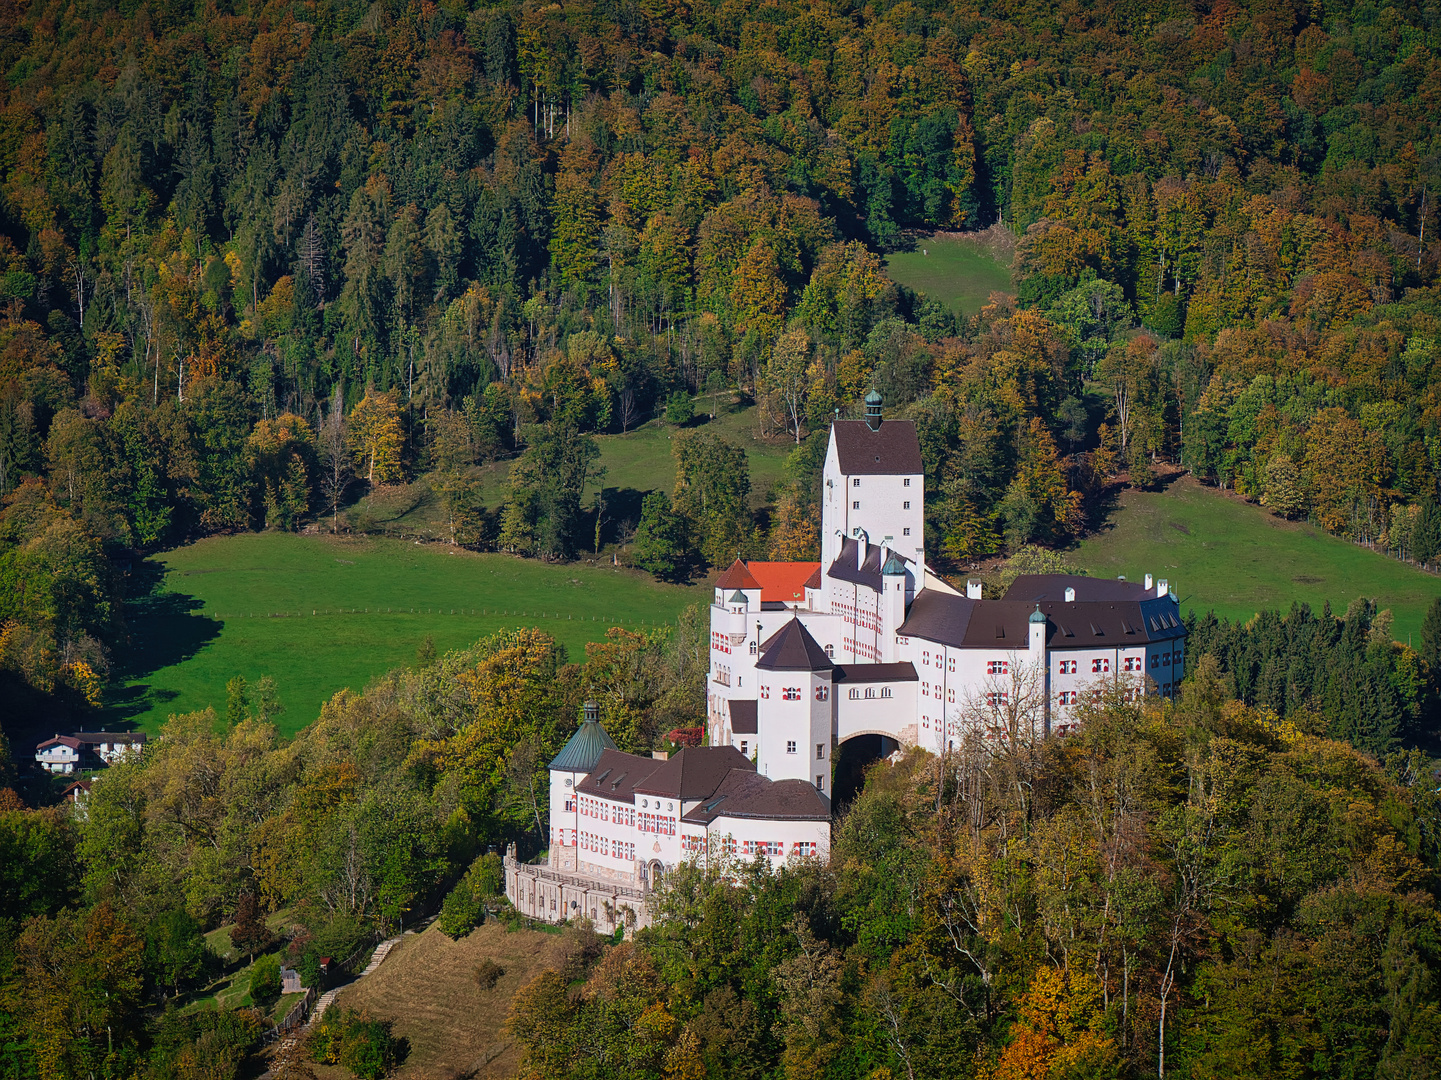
[105,532,706,737]
[1075,477,1441,644]
[883,235,1014,315]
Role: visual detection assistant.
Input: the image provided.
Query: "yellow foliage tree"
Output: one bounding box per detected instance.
[347,389,404,485]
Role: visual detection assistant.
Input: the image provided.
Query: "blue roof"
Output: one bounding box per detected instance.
[549,716,618,773]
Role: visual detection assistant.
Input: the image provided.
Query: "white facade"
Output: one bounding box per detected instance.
[706,406,1188,786]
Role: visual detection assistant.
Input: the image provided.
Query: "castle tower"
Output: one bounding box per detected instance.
[880,551,908,663]
[754,618,835,791]
[547,701,617,870]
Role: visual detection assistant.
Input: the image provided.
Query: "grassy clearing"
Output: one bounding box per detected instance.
[105,532,706,737]
[883,233,1015,315]
[332,921,581,1080]
[1074,476,1441,643]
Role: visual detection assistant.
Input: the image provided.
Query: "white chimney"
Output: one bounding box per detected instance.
[857,537,867,571]
[1145,573,1153,590]
[1158,579,1169,597]
[966,580,982,599]
[1065,586,1075,603]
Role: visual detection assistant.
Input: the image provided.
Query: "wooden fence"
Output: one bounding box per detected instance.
[260,985,316,1045]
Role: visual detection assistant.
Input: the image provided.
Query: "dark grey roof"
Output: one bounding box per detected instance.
[634,745,757,799]
[1003,573,1161,602]
[830,419,923,474]
[549,717,619,772]
[72,732,147,745]
[827,538,911,591]
[681,770,832,824]
[899,590,1186,648]
[832,662,918,682]
[574,748,661,804]
[757,618,834,672]
[729,700,758,734]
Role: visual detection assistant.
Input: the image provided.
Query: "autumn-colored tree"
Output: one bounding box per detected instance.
[347,390,404,486]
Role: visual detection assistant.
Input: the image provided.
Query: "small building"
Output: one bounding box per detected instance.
[280,966,303,994]
[35,731,147,774]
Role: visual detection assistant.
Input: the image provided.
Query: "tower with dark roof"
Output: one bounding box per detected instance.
[753,618,835,789]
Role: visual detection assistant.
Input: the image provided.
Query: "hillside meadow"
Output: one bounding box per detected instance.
[1075,476,1441,644]
[104,532,706,736]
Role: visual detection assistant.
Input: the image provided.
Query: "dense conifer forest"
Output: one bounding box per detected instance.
[4,0,1441,1076]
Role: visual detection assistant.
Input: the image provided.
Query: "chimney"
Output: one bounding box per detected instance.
[864,390,883,431]
[1065,586,1075,602]
[1158,579,1169,598]
[966,580,982,599]
[583,701,598,723]
[1145,573,1153,590]
[858,535,867,571]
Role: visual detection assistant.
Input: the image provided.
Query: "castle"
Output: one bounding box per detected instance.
[505,395,1187,932]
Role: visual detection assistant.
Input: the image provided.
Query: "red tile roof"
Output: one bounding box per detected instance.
[746,561,821,603]
[714,559,760,590]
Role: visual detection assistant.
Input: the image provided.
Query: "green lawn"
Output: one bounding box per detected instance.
[883,235,1014,315]
[105,532,705,737]
[1075,477,1441,644]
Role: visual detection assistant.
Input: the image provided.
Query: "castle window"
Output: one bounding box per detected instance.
[987,660,1009,675]
[782,687,801,700]
[853,478,860,486]
[903,501,910,510]
[865,687,876,699]
[1059,659,1077,674]
[986,691,1009,707]
[948,657,955,672]
[1059,691,1077,706]
[787,741,797,754]
[903,528,911,535]
[750,640,757,655]
[849,688,860,699]
[740,741,748,755]
[881,687,892,698]
[1092,658,1110,673]
[816,775,825,791]
[853,501,860,509]
[815,685,829,701]
[1124,656,1142,672]
[817,743,825,759]
[825,644,834,657]
[903,478,911,487]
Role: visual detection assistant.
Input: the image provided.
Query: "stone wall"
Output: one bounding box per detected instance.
[504,846,651,935]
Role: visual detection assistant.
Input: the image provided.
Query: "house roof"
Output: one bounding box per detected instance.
[681,771,831,824]
[899,587,1186,649]
[745,562,821,604]
[576,746,757,805]
[832,662,919,683]
[757,618,834,672]
[36,736,82,751]
[804,565,822,590]
[634,745,756,799]
[729,699,758,734]
[826,537,901,592]
[72,732,147,745]
[715,559,761,590]
[830,419,924,475]
[1002,574,1162,603]
[549,716,619,773]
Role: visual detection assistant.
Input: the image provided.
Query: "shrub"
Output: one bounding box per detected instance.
[249,954,281,1005]
[662,391,693,425]
[438,882,483,940]
[473,958,505,989]
[311,1008,406,1080]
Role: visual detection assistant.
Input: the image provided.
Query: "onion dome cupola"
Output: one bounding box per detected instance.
[549,701,618,773]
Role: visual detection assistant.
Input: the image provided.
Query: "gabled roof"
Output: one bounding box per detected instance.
[575,748,662,805]
[830,419,923,474]
[898,588,1187,649]
[757,618,834,672]
[681,771,831,824]
[715,559,760,590]
[803,565,822,590]
[1003,574,1159,602]
[549,716,619,773]
[729,700,758,734]
[634,745,756,799]
[36,736,83,751]
[73,732,147,745]
[746,562,821,604]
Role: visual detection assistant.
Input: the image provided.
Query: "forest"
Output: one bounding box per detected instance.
[2,0,1441,719]
[5,636,1441,1080]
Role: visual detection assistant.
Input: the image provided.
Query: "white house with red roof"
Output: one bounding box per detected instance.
[707,392,1188,791]
[35,731,147,775]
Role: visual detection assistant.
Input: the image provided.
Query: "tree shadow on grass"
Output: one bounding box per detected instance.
[100,556,222,726]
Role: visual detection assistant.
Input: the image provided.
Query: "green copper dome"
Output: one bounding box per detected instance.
[1029,604,1047,624]
[549,705,618,773]
[881,554,907,575]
